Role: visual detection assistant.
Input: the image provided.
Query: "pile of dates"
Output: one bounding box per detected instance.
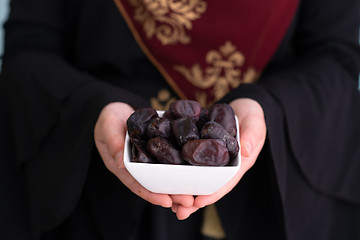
[126,100,239,166]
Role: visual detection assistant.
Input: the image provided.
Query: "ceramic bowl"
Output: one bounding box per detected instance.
[123,111,241,195]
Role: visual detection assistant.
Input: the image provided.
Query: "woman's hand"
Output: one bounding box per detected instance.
[94,102,195,210]
[173,98,267,219]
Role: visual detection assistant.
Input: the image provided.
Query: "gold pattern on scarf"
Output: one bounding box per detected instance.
[150,88,177,110]
[174,41,259,106]
[128,0,207,45]
[201,204,226,239]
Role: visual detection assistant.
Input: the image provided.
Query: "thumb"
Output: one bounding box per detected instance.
[239,113,265,158]
[230,98,266,159]
[94,102,134,170]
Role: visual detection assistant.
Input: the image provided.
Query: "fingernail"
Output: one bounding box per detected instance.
[243,142,252,157]
[171,204,178,213]
[116,151,124,168]
[118,160,124,169]
[162,199,173,208]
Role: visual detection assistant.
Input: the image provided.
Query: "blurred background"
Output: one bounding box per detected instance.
[0,0,358,86]
[0,0,10,71]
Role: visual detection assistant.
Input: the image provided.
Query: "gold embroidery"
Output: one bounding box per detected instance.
[129,0,207,45]
[242,67,259,84]
[195,91,208,108]
[201,204,226,239]
[174,41,259,104]
[150,88,177,110]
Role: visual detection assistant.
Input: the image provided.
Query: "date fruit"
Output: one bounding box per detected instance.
[146,117,173,139]
[171,117,200,146]
[208,103,237,137]
[169,100,201,120]
[130,138,156,163]
[182,139,230,166]
[201,121,239,158]
[147,137,185,165]
[127,108,158,139]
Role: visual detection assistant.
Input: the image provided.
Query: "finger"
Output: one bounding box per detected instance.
[230,99,266,159]
[95,138,124,172]
[239,114,266,158]
[95,102,134,167]
[170,195,195,208]
[100,118,128,167]
[175,205,200,220]
[171,204,179,213]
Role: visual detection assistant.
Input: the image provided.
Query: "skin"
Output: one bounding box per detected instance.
[94,98,266,220]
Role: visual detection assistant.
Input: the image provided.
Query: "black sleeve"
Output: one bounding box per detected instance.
[0,0,148,235]
[222,0,360,203]
[218,0,360,238]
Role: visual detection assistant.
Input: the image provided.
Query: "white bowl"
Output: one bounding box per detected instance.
[124,111,241,195]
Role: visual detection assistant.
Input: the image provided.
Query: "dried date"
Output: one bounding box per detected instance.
[146,117,173,140]
[182,139,230,166]
[163,109,172,120]
[130,138,156,163]
[169,100,201,120]
[201,121,239,158]
[147,137,185,165]
[127,108,158,139]
[171,117,200,146]
[208,104,237,137]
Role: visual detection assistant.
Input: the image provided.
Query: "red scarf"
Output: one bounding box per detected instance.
[114,0,299,107]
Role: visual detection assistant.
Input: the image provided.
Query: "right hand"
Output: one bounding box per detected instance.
[94,102,195,210]
[173,98,267,219]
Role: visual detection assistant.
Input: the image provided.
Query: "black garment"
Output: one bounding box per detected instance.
[1,0,360,239]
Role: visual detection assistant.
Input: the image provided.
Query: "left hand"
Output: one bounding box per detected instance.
[94,102,195,211]
[172,98,267,220]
